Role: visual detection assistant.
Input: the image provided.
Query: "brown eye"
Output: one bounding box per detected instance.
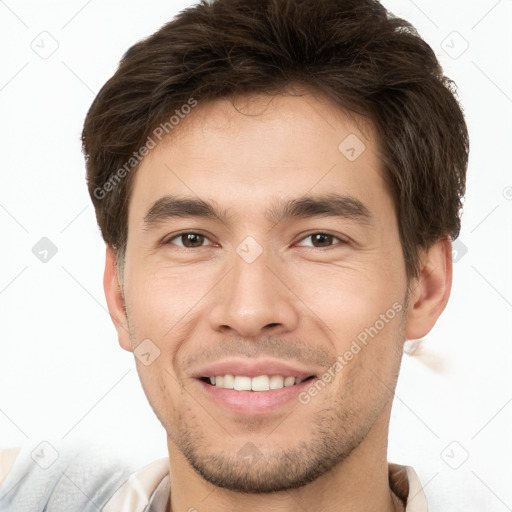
[166,232,212,248]
[311,234,334,247]
[182,233,204,248]
[296,233,344,248]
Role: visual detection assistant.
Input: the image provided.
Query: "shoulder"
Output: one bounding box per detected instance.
[0,441,136,512]
[103,457,170,511]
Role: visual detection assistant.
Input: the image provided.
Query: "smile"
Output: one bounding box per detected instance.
[200,374,315,391]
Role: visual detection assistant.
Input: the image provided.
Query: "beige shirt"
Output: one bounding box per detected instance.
[0,448,19,487]
[0,449,428,511]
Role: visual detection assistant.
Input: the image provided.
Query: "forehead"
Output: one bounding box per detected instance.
[128,90,391,228]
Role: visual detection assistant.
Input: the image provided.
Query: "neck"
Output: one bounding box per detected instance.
[166,401,404,512]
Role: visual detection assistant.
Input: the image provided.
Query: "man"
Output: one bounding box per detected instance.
[0,0,468,510]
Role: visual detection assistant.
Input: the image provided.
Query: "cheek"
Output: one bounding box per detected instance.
[341,295,406,398]
[124,261,204,340]
[135,358,186,426]
[291,258,405,332]
[288,255,407,395]
[326,307,405,424]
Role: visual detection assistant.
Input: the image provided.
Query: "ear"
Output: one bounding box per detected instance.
[103,244,133,352]
[405,238,453,340]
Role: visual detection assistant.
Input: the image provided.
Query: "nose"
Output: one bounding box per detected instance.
[208,245,300,338]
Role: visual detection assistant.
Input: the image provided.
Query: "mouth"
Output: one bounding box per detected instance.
[196,375,317,415]
[191,359,319,415]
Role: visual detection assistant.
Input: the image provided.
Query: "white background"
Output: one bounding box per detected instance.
[0,0,511,509]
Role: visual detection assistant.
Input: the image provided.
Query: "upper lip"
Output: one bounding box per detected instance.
[191,358,318,379]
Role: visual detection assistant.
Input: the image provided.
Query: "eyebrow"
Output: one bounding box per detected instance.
[142,193,373,230]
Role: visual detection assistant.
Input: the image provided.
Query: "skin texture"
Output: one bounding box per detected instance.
[104,88,452,512]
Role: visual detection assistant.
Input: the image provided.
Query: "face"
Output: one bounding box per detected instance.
[116,89,413,493]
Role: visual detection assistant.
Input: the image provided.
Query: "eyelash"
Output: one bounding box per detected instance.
[163,231,347,250]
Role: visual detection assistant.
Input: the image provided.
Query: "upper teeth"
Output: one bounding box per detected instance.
[208,375,305,391]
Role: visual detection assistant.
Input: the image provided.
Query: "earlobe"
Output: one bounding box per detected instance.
[404,238,453,341]
[103,245,133,352]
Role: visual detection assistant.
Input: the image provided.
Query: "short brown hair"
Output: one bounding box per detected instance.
[82,0,469,278]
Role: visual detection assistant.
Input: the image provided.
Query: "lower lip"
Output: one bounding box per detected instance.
[196,378,315,415]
